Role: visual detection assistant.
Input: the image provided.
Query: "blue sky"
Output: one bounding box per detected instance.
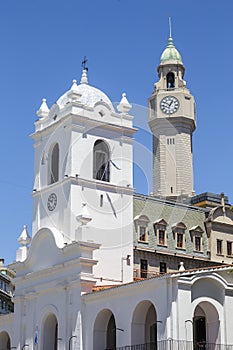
[1,0,233,264]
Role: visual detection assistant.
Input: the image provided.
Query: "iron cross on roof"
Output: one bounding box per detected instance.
[81,56,88,71]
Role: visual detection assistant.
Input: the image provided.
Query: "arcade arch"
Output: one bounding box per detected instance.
[0,331,11,350]
[193,301,220,347]
[93,309,116,350]
[131,300,157,347]
[42,313,58,350]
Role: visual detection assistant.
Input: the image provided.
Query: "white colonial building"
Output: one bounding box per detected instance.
[1,30,233,350]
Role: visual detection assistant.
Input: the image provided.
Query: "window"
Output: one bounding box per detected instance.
[167,138,175,145]
[160,262,167,274]
[227,241,232,256]
[158,230,165,245]
[154,219,168,246]
[217,239,222,255]
[140,259,148,278]
[172,222,187,249]
[135,215,150,243]
[100,194,103,207]
[139,226,146,241]
[177,233,184,248]
[93,140,110,182]
[189,226,204,253]
[195,236,201,252]
[49,143,59,184]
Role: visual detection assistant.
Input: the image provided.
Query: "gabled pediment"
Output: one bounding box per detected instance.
[134,215,150,223]
[172,222,187,230]
[11,227,100,279]
[11,227,66,277]
[153,218,168,227]
[189,225,204,233]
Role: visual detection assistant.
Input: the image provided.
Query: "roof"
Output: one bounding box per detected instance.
[56,70,114,111]
[191,192,229,206]
[83,264,233,298]
[133,193,209,257]
[160,36,182,63]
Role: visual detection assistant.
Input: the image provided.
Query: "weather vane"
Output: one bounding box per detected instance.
[81,56,88,71]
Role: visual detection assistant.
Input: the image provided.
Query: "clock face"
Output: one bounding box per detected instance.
[47,193,57,211]
[160,96,179,114]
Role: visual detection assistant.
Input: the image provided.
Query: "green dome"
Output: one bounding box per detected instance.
[160,36,182,63]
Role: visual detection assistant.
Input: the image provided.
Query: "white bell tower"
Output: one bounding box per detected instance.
[148,28,196,199]
[31,69,136,283]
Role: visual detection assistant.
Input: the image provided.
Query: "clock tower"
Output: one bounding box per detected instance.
[148,31,196,199]
[31,69,136,284]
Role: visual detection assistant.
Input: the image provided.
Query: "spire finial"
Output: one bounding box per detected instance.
[80,69,88,84]
[36,98,49,119]
[18,225,31,246]
[117,92,132,113]
[169,17,172,38]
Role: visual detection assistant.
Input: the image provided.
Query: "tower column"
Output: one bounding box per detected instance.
[149,32,196,199]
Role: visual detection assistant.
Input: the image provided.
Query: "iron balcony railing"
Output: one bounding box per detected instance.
[109,339,233,350]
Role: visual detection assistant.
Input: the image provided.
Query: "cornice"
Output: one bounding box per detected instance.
[149,115,196,132]
[32,176,134,196]
[12,251,98,284]
[31,110,137,141]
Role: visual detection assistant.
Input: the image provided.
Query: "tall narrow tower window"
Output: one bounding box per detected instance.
[166,72,175,89]
[93,140,110,182]
[49,143,59,184]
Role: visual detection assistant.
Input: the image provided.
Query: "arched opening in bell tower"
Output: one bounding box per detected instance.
[48,143,59,185]
[166,72,175,89]
[93,140,110,182]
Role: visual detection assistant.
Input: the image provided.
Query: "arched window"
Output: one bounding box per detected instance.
[167,72,175,89]
[49,143,59,185]
[172,222,187,249]
[93,140,110,182]
[134,215,150,243]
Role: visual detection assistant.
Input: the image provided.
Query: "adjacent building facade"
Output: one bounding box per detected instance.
[134,192,233,278]
[0,260,14,315]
